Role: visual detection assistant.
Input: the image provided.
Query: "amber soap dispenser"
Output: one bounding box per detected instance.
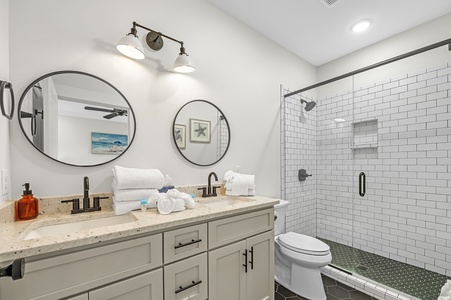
[15,183,39,221]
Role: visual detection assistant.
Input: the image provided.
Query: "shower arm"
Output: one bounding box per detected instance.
[284,38,451,98]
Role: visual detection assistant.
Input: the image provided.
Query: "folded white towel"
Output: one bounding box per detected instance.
[112,165,164,190]
[113,188,159,202]
[223,171,255,196]
[226,188,255,196]
[112,197,157,215]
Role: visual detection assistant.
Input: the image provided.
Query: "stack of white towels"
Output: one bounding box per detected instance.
[438,280,451,300]
[112,165,195,215]
[223,170,255,196]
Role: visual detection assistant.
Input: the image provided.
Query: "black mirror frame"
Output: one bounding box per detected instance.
[172,99,231,167]
[17,70,137,167]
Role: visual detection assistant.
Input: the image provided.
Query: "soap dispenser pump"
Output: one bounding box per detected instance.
[15,183,39,221]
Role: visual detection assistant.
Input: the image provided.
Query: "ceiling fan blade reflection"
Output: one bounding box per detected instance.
[84,106,114,113]
[103,113,117,119]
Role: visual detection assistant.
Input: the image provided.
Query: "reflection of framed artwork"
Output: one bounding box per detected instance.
[190,118,211,143]
[91,132,128,155]
[174,124,186,149]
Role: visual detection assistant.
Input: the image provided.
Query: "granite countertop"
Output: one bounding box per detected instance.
[0,195,279,263]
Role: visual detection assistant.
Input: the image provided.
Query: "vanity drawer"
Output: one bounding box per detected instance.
[208,208,273,249]
[164,253,208,300]
[163,223,207,264]
[0,234,163,300]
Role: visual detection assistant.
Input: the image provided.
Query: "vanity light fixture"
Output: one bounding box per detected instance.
[351,19,371,33]
[117,22,196,73]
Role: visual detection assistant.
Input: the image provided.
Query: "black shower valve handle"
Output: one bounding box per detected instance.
[298,169,312,181]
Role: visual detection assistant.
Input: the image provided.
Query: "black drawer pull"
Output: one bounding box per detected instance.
[243,249,248,273]
[175,280,202,294]
[249,247,254,270]
[174,239,202,249]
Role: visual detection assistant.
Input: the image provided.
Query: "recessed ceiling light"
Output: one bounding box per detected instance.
[351,20,371,33]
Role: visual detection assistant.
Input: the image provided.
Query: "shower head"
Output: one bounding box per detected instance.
[301,99,316,111]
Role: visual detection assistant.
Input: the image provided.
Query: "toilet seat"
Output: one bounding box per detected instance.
[278,232,330,256]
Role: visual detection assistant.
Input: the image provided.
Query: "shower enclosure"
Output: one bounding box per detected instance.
[281,40,451,299]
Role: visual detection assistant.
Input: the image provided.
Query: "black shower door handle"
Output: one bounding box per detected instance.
[359,172,366,197]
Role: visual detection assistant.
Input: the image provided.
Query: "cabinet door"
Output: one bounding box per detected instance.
[208,240,247,300]
[89,268,163,300]
[164,253,208,300]
[246,231,274,300]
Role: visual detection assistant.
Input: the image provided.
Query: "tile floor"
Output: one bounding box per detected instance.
[320,239,449,300]
[275,275,378,300]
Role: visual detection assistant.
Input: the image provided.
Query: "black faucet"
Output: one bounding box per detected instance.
[197,172,221,197]
[83,176,90,210]
[207,172,218,196]
[61,176,107,214]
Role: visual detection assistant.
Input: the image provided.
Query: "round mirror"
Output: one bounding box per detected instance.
[173,100,230,166]
[18,71,136,167]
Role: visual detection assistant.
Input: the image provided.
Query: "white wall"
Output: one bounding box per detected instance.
[317,13,451,97]
[9,0,316,199]
[0,0,10,203]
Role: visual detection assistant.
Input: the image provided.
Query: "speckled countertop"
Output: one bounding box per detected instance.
[0,192,279,263]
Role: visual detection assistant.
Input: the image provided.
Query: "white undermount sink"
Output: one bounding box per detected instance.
[198,196,254,209]
[21,214,137,240]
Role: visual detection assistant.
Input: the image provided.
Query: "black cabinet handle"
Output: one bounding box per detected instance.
[175,280,202,294]
[359,172,366,197]
[243,249,248,273]
[0,258,25,280]
[249,247,254,270]
[174,239,202,249]
[0,81,15,120]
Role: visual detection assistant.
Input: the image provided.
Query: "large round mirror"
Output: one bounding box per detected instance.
[18,71,136,167]
[173,100,230,166]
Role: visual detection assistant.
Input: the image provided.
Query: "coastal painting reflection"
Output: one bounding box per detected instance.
[91,132,128,155]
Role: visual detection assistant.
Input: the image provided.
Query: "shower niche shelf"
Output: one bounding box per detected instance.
[351,119,378,157]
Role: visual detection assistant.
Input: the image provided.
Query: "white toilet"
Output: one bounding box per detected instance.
[274,200,332,300]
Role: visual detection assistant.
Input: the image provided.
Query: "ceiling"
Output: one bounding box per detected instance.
[208,0,451,66]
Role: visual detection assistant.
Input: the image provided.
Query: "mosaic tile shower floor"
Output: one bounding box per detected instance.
[320,239,450,300]
[275,275,378,300]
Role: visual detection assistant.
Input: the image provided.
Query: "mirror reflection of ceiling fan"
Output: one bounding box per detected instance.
[84,106,128,119]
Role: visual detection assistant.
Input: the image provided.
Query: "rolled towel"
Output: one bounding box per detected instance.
[172,199,186,212]
[112,165,164,190]
[157,194,175,215]
[112,197,157,215]
[180,193,195,208]
[113,188,159,202]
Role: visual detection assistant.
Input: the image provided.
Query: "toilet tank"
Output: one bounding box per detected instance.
[274,200,289,235]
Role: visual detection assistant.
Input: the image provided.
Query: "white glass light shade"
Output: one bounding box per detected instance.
[116,34,145,60]
[173,53,196,73]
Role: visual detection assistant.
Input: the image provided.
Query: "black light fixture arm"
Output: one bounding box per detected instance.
[132,22,184,47]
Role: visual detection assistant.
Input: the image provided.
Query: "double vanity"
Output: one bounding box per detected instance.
[0,194,278,300]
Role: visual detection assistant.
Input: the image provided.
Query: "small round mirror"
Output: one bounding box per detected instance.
[173,100,230,166]
[18,71,136,167]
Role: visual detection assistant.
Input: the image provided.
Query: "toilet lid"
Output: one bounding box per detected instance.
[278,232,330,256]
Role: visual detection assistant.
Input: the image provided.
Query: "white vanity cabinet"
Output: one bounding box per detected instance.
[0,206,274,300]
[208,209,274,300]
[0,234,163,300]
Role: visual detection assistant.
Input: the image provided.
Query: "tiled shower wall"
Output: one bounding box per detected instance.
[281,89,317,236]
[316,63,451,277]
